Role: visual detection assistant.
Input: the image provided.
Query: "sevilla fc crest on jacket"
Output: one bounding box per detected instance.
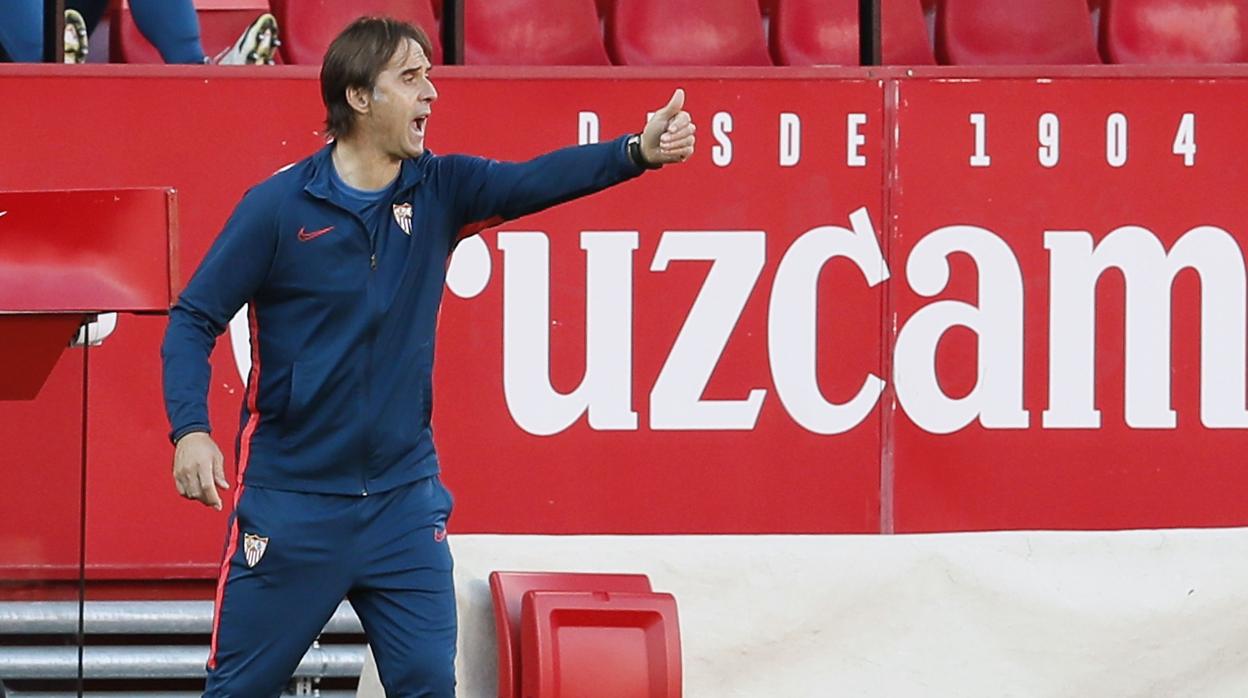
[393,202,413,235]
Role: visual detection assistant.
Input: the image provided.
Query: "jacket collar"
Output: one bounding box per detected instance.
[303,141,429,201]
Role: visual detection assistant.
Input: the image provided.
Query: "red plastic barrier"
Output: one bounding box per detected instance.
[521,590,681,698]
[490,571,653,698]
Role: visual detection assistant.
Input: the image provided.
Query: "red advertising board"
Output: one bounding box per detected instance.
[890,77,1248,532]
[431,75,885,534]
[0,66,1245,584]
[0,67,884,582]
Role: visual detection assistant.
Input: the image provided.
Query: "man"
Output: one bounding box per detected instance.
[161,16,695,698]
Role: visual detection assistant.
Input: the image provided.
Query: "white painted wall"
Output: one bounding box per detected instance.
[358,529,1248,697]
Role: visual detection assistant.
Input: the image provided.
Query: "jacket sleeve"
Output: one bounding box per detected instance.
[160,187,278,444]
[443,134,645,240]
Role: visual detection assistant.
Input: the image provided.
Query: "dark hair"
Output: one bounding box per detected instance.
[320,17,434,139]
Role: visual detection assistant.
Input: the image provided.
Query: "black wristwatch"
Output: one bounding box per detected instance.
[627,133,662,170]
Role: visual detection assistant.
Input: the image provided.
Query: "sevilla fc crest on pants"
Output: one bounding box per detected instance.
[243,533,269,568]
[393,202,413,235]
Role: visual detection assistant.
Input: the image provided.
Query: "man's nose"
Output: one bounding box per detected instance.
[424,80,438,103]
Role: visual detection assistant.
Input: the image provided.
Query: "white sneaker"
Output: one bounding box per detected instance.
[63,9,88,64]
[214,13,279,65]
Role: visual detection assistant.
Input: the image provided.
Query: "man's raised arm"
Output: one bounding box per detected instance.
[447,89,696,237]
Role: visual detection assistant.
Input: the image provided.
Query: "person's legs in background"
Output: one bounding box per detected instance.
[63,0,110,63]
[3,0,278,65]
[126,0,207,63]
[213,12,279,65]
[0,1,46,62]
[128,1,279,65]
[0,0,105,63]
[63,8,88,63]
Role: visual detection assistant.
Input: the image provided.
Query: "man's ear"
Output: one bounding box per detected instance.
[346,85,371,117]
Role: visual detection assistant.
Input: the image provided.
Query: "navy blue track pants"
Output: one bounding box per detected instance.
[204,476,457,697]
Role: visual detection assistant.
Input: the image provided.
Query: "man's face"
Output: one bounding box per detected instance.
[364,39,437,159]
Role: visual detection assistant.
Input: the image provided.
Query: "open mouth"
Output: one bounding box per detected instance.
[413,115,428,137]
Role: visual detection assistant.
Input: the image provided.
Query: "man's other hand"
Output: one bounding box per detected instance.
[642,88,696,165]
[173,431,230,510]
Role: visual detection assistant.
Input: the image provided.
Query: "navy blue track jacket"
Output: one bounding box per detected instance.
[162,135,644,495]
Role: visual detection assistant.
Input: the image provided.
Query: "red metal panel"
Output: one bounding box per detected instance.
[85,316,230,581]
[0,71,326,581]
[0,349,83,582]
[890,78,1248,531]
[0,189,174,313]
[0,316,84,400]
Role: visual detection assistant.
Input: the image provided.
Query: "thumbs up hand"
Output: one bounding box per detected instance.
[640,88,696,166]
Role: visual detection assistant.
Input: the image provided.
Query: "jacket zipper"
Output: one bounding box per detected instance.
[362,218,377,495]
[315,182,391,494]
[324,204,376,495]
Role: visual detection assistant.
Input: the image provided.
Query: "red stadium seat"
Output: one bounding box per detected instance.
[1100,0,1248,64]
[772,0,934,66]
[112,0,279,64]
[597,0,614,18]
[772,0,857,65]
[886,0,937,64]
[270,0,442,65]
[464,0,610,65]
[521,590,682,698]
[608,0,772,66]
[937,0,1100,65]
[489,571,652,698]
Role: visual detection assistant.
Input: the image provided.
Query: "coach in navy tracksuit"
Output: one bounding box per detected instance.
[160,16,696,698]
